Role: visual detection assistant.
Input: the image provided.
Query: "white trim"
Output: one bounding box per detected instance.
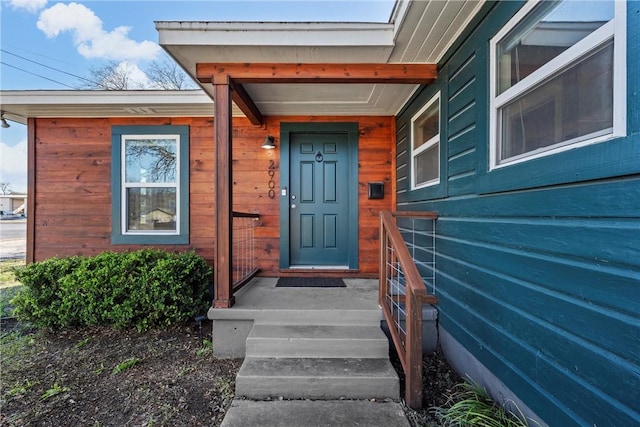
[0,90,215,124]
[121,134,181,236]
[410,92,441,189]
[494,21,614,108]
[612,0,627,139]
[157,21,395,47]
[0,90,211,105]
[489,0,625,170]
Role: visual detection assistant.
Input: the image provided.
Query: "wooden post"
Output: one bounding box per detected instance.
[213,76,235,308]
[406,287,426,409]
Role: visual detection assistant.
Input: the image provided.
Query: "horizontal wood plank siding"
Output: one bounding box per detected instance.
[251,116,395,276]
[32,115,393,277]
[395,1,640,425]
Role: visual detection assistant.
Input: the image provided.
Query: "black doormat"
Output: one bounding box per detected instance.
[275,277,346,288]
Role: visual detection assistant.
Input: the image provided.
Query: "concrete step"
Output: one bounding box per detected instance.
[246,324,389,358]
[210,307,382,326]
[235,357,400,400]
[220,399,410,427]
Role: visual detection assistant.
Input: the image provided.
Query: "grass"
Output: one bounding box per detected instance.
[0,259,24,319]
[40,383,70,401]
[1,285,22,319]
[111,357,141,375]
[432,381,537,427]
[196,338,213,357]
[0,259,23,289]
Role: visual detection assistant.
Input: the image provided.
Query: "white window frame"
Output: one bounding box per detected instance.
[411,92,441,189]
[121,134,181,236]
[489,0,626,170]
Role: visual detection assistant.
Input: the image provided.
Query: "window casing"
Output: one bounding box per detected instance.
[489,0,626,169]
[111,126,189,244]
[411,93,440,189]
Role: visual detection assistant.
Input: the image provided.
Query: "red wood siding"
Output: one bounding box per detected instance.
[31,115,395,276]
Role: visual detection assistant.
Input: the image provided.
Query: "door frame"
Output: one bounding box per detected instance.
[279,122,359,270]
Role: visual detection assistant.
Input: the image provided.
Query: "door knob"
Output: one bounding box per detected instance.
[291,203,297,209]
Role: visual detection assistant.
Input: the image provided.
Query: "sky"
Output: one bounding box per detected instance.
[0,0,395,194]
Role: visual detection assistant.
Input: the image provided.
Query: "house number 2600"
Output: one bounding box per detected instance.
[268,160,277,199]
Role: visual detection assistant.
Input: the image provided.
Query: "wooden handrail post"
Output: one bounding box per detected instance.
[379,213,386,307]
[379,211,438,409]
[405,287,424,408]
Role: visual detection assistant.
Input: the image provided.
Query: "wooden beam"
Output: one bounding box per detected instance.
[213,78,235,309]
[230,82,263,126]
[197,63,437,84]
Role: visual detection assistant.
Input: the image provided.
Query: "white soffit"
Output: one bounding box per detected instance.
[157,21,399,116]
[390,0,485,63]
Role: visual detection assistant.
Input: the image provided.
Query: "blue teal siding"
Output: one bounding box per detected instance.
[396,1,640,425]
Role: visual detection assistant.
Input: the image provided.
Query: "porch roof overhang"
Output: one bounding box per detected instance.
[0,90,220,125]
[156,0,486,121]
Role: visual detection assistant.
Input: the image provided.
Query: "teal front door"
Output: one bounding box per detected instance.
[280,123,359,269]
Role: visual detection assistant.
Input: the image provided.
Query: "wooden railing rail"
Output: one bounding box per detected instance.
[379,211,438,409]
[232,211,260,292]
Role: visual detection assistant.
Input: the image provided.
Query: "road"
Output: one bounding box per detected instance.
[0,220,26,260]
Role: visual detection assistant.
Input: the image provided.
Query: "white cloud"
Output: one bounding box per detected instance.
[0,139,28,193]
[8,0,47,13]
[37,2,160,61]
[114,61,153,89]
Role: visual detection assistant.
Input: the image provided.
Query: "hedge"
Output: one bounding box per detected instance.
[11,249,212,331]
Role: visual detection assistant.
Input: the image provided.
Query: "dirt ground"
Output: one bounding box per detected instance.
[1,322,242,427]
[1,321,460,427]
[400,349,464,426]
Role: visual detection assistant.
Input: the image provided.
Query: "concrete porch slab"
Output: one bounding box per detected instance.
[209,277,381,314]
[208,278,383,357]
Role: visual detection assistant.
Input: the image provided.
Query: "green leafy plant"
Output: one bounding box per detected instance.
[94,362,105,375]
[6,378,40,397]
[112,357,141,375]
[11,249,212,331]
[76,337,91,349]
[40,383,70,400]
[432,381,535,427]
[196,338,213,357]
[216,378,234,401]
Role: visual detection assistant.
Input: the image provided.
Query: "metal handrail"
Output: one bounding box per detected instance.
[232,211,260,291]
[379,211,438,409]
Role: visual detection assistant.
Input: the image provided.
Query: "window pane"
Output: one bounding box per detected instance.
[127,188,177,231]
[125,138,177,183]
[499,41,613,161]
[415,144,439,185]
[413,101,439,150]
[497,0,613,94]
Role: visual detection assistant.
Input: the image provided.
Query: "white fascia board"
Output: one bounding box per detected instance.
[156,21,395,48]
[389,0,411,38]
[0,90,215,123]
[0,90,211,106]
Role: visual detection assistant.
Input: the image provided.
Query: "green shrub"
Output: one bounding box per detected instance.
[432,381,535,427]
[11,249,212,331]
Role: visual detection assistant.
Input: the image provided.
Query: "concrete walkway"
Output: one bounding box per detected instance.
[221,399,411,427]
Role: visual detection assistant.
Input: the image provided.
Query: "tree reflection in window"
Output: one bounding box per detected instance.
[125,139,176,184]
